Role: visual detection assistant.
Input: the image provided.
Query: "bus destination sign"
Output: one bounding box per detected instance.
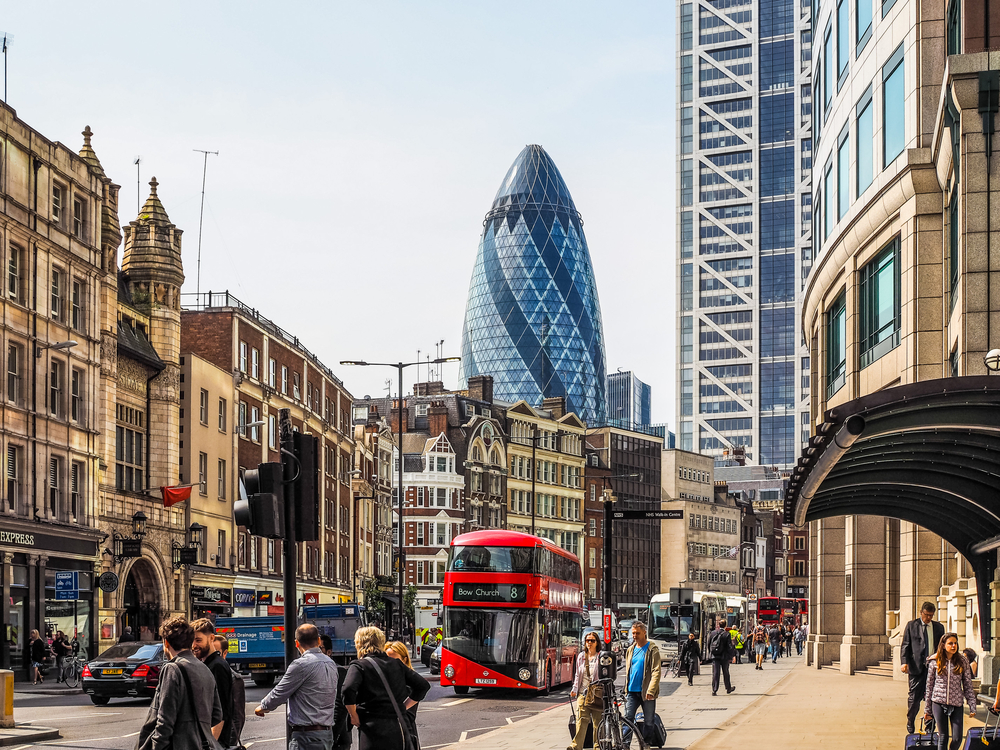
[453,582,528,603]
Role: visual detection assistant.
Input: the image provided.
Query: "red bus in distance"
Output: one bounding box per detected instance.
[440,530,584,695]
[757,596,780,625]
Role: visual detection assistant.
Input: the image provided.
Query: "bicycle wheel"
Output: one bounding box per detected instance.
[64,660,80,688]
[621,716,650,750]
[596,712,623,750]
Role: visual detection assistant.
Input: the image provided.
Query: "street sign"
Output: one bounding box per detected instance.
[55,571,78,591]
[603,609,613,644]
[55,589,78,600]
[612,510,684,520]
[99,571,120,593]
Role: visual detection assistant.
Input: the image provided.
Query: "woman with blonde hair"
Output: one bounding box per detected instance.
[343,627,429,750]
[29,630,47,685]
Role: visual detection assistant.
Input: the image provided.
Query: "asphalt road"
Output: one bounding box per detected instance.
[10,662,575,749]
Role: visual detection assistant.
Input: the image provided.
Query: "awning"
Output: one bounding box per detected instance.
[784,376,1000,648]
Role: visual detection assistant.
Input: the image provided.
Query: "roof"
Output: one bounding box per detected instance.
[117,320,165,371]
[784,376,1000,648]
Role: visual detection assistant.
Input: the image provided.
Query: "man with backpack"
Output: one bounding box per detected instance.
[707,619,736,696]
[193,618,243,750]
[751,621,768,670]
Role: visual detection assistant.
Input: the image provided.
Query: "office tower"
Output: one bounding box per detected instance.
[607,370,652,431]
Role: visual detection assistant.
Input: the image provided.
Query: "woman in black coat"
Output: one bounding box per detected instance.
[343,627,430,750]
[679,632,701,686]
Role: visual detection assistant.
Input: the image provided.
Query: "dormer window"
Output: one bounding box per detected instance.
[416,403,428,417]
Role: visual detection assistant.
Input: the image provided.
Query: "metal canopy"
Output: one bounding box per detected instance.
[784,376,1000,649]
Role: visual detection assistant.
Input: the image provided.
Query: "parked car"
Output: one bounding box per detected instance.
[82,642,165,705]
[430,644,442,676]
[583,626,624,667]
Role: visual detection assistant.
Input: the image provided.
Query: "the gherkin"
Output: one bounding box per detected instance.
[460,145,606,425]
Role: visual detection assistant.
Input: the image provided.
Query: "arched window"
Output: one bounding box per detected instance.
[472,446,483,462]
[490,449,501,465]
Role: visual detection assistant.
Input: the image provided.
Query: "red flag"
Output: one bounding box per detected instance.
[161,484,194,508]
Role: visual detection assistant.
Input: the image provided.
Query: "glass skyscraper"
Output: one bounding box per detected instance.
[460,145,607,425]
[676,0,812,467]
[607,370,652,430]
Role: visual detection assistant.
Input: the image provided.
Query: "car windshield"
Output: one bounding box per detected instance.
[448,546,534,573]
[96,643,162,661]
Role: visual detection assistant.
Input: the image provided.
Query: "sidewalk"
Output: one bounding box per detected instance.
[12,680,83,697]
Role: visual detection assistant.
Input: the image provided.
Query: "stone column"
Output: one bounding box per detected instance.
[840,515,888,674]
[808,516,846,667]
[894,523,945,682]
[0,553,10,670]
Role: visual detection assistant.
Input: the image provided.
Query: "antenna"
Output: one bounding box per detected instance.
[1,32,11,102]
[193,148,219,298]
[134,157,141,214]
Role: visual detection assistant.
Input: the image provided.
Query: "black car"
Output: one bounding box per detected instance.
[82,642,165,705]
[429,644,442,676]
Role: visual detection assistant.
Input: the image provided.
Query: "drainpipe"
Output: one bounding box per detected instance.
[30,156,39,523]
[979,71,999,361]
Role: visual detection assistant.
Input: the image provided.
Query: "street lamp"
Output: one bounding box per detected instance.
[985,349,1000,374]
[599,472,639,660]
[35,340,77,358]
[112,510,149,564]
[172,522,205,569]
[132,510,148,537]
[341,355,460,643]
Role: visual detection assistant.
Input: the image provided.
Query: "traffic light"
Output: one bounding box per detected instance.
[292,432,319,541]
[234,463,285,538]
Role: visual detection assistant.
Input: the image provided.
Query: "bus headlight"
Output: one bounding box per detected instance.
[444,665,455,679]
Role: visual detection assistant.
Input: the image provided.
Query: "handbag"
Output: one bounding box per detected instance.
[178,661,223,750]
[582,655,604,708]
[366,656,417,750]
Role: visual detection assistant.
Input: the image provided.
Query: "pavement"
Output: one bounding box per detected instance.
[0,724,61,747]
[434,654,991,750]
[12,680,83,697]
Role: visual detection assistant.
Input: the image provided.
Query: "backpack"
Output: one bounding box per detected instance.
[710,630,728,658]
[228,667,246,749]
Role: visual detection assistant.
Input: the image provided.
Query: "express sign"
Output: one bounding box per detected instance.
[452,583,528,603]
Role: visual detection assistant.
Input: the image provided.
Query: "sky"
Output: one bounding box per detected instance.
[3,1,677,425]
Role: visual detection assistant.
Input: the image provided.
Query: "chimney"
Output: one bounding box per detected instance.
[414,381,445,396]
[428,401,449,437]
[467,375,493,403]
[388,398,407,434]
[542,396,565,419]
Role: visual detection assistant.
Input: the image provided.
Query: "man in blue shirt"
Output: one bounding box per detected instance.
[623,622,661,747]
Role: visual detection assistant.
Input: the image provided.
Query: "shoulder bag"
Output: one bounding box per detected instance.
[582,654,604,708]
[365,656,416,750]
[178,662,223,750]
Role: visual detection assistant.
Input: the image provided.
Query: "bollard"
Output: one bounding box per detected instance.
[0,669,13,728]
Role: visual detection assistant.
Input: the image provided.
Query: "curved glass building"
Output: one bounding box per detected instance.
[460,145,606,424]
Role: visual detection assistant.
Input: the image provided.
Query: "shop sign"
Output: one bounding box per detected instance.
[234,589,256,607]
[99,572,120,593]
[303,592,319,605]
[257,591,273,606]
[267,605,284,615]
[274,593,284,604]
[189,586,232,606]
[0,528,98,556]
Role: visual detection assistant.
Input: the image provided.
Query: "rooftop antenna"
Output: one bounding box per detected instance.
[193,148,219,297]
[416,349,420,384]
[134,157,141,214]
[2,33,11,102]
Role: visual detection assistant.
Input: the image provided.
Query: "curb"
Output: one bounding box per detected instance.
[0,726,61,747]
[14,687,83,696]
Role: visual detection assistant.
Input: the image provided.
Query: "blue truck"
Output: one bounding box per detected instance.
[217,604,365,687]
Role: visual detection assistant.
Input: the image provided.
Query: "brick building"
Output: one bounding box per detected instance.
[583,446,611,609]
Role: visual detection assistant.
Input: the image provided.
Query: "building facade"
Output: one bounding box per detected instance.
[607,370,652,431]
[351,409,394,593]
[583,447,611,609]
[459,145,607,425]
[675,0,813,467]
[803,0,998,674]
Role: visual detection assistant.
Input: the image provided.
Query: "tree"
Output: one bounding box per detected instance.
[404,584,418,634]
[362,577,386,625]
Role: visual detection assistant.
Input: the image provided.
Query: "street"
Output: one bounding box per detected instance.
[9,660,579,749]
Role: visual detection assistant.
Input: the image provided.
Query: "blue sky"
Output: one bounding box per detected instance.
[3,1,677,423]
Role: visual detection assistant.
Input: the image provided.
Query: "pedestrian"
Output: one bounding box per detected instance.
[385,641,421,750]
[767,623,780,664]
[727,625,743,664]
[963,648,978,680]
[29,629,47,685]
[924,633,976,750]
[320,635,353,750]
[707,619,736,696]
[255,624,339,750]
[52,631,70,683]
[751,622,767,670]
[119,625,136,643]
[135,616,224,750]
[343,625,430,750]
[678,632,701,686]
[793,624,806,656]
[622,622,661,747]
[783,623,793,658]
[192,619,234,750]
[901,601,945,735]
[568,631,603,750]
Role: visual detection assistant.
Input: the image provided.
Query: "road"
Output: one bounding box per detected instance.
[10,661,575,749]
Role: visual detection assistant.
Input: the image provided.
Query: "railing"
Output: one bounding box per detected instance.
[181,291,344,388]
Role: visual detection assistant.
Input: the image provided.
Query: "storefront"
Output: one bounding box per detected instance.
[1,525,101,679]
[190,585,233,621]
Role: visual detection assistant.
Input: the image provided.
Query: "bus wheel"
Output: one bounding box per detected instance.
[454,685,470,695]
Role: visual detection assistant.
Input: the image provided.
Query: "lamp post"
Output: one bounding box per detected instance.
[985,349,1000,374]
[341,355,459,643]
[598,472,639,658]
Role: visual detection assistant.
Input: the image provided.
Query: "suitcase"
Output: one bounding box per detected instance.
[644,713,667,747]
[964,708,1000,748]
[906,718,939,749]
[568,700,595,748]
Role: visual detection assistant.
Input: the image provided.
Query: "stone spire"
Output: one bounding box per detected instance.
[122,177,184,307]
[78,126,122,274]
[78,125,105,176]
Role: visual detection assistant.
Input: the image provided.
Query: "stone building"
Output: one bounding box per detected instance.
[351,406,394,595]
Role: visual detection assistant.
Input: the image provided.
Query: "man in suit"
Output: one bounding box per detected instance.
[900,601,945,734]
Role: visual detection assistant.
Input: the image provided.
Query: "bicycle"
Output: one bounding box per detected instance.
[593,677,649,750]
[664,654,682,678]
[62,656,83,688]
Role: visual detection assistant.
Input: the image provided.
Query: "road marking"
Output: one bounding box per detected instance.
[439,697,474,707]
[244,739,286,746]
[124,731,140,737]
[459,731,468,741]
[20,712,123,723]
[506,717,514,724]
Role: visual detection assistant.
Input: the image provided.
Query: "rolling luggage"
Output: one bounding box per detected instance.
[964,707,1000,748]
[568,700,595,748]
[906,717,939,749]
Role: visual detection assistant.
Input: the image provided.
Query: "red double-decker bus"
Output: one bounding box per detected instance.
[757,596,780,624]
[440,530,584,695]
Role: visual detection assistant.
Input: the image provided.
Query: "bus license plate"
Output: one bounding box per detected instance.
[103,669,123,676]
[474,678,497,685]
[249,663,267,669]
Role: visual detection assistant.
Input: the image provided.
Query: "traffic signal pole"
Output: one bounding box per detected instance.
[279,407,296,748]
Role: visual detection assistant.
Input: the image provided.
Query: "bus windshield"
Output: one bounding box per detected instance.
[444,607,538,665]
[649,603,695,639]
[448,546,534,574]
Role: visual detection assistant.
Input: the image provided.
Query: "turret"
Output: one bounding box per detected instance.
[122,177,184,310]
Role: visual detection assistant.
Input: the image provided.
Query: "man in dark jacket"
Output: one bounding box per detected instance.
[135,616,224,750]
[192,618,234,748]
[707,619,735,696]
[901,601,945,734]
[320,635,352,749]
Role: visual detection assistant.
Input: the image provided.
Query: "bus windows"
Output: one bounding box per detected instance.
[448,545,534,574]
[445,607,538,665]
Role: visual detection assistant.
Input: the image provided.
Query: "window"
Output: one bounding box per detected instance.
[218,398,227,432]
[824,161,834,238]
[52,184,64,225]
[269,415,277,449]
[837,125,850,219]
[268,539,275,571]
[199,452,208,495]
[250,407,260,442]
[251,348,259,380]
[946,0,961,55]
[795,535,806,550]
[8,244,21,301]
[8,343,22,403]
[826,292,847,397]
[837,0,849,85]
[857,87,874,195]
[249,536,258,569]
[218,459,227,499]
[293,372,301,400]
[793,560,807,576]
[857,0,872,50]
[269,358,276,387]
[417,523,425,545]
[49,360,63,416]
[51,268,63,320]
[883,0,898,16]
[199,389,209,424]
[436,488,447,507]
[6,444,19,512]
[71,279,84,331]
[823,24,833,112]
[73,197,85,239]
[49,457,61,517]
[883,45,905,167]
[70,462,81,520]
[416,403,429,417]
[239,342,248,373]
[281,365,288,394]
[859,238,901,367]
[218,530,226,567]
[949,190,960,303]
[71,368,83,423]
[239,402,247,436]
[115,406,144,491]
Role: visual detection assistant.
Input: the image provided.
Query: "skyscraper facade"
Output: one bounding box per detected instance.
[607,370,652,430]
[676,0,812,467]
[460,145,607,425]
